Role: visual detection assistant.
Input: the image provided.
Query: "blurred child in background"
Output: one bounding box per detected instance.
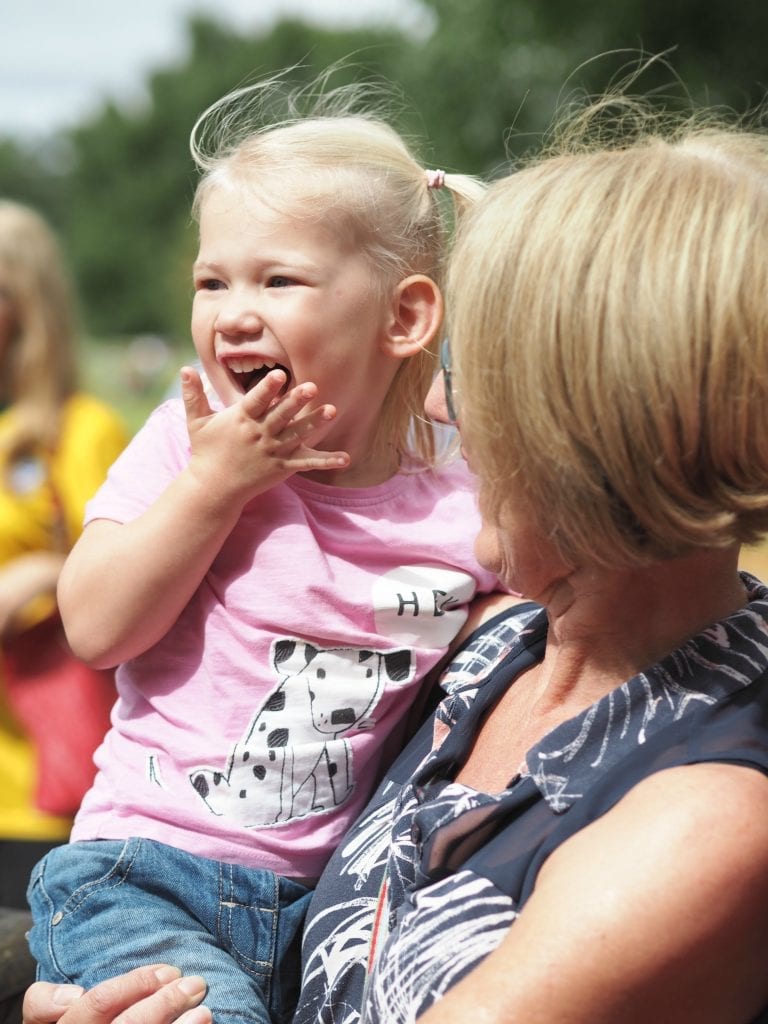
[0,200,127,908]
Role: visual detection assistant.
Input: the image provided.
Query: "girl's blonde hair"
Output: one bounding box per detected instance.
[0,200,78,461]
[189,70,485,465]
[448,103,768,567]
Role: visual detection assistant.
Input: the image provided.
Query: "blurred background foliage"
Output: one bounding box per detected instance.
[2,0,768,430]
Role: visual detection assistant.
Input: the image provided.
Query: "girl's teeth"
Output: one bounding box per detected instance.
[228,358,276,373]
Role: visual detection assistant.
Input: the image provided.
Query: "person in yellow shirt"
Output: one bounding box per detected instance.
[0,200,127,908]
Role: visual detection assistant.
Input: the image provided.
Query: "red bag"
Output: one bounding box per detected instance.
[2,614,116,817]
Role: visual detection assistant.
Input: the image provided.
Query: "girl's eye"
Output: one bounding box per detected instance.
[195,278,224,292]
[268,275,293,288]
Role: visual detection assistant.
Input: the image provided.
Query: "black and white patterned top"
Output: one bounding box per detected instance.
[295,575,768,1024]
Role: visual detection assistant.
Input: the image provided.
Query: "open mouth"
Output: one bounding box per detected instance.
[227,359,291,395]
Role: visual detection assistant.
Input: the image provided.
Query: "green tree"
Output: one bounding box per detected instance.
[4,0,768,344]
[0,137,72,230]
[60,16,415,341]
[400,0,768,175]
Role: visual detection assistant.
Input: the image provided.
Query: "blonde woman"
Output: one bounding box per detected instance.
[315,113,768,1024]
[0,201,127,908]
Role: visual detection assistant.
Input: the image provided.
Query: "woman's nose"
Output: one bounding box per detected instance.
[424,370,451,425]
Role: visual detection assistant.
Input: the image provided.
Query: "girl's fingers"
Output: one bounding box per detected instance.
[239,369,292,416]
[242,380,339,452]
[294,449,351,471]
[287,404,337,442]
[243,375,318,426]
[180,367,213,427]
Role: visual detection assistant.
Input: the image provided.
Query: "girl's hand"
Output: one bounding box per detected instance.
[23,966,211,1024]
[180,366,351,501]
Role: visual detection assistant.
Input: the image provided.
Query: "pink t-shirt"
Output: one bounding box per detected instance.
[72,400,497,879]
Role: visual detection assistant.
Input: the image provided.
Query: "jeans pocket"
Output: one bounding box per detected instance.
[217,864,279,985]
[27,839,141,984]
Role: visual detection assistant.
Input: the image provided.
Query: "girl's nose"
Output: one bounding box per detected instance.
[215,292,262,335]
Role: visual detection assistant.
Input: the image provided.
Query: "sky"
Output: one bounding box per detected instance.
[1,0,428,141]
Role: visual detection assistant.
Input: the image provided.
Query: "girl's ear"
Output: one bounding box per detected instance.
[381,275,444,359]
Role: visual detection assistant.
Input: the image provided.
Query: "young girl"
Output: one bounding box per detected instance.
[26,77,497,1024]
[0,200,126,905]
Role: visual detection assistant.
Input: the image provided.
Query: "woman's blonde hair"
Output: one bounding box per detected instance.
[0,200,78,460]
[189,69,485,465]
[448,104,768,567]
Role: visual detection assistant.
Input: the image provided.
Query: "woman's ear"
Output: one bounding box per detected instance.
[381,275,444,360]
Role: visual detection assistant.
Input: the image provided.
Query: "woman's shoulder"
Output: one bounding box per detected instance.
[560,760,768,940]
[626,759,768,819]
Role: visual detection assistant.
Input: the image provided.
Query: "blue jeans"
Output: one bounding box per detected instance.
[27,838,312,1024]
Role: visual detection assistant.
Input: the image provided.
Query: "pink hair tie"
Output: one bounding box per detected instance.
[426,168,446,190]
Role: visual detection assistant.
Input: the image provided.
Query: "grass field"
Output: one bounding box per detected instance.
[81,334,192,435]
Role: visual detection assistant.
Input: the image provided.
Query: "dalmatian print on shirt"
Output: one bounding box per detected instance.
[189,637,414,827]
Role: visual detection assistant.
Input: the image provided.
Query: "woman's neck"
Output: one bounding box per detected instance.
[535,545,747,713]
[456,546,749,794]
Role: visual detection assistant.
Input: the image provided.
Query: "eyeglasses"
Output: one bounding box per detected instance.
[440,337,458,423]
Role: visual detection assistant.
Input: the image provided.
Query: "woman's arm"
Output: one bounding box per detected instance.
[23,966,209,1024]
[58,368,348,667]
[417,761,768,1024]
